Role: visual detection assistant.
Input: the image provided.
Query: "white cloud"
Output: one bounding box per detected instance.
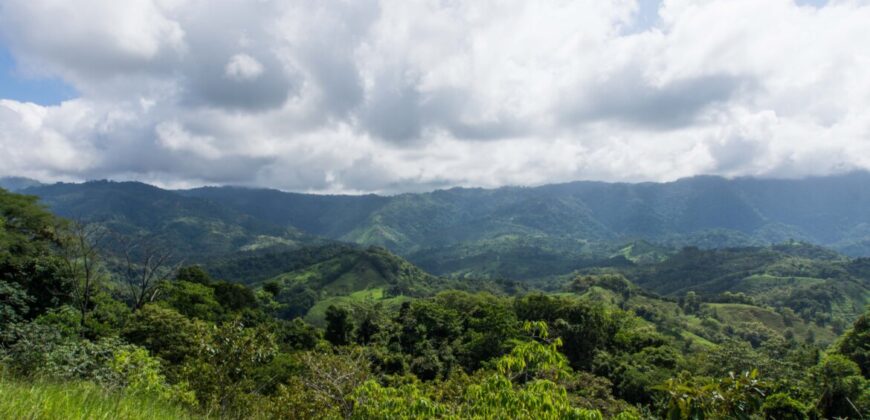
[0,0,185,92]
[224,54,264,81]
[0,99,98,178]
[156,121,222,159]
[1,0,869,193]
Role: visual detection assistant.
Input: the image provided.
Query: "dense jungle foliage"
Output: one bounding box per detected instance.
[1,186,868,419]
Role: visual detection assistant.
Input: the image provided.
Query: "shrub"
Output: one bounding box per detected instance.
[761,393,808,420]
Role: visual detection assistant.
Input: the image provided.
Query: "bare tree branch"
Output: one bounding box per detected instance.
[113,234,182,311]
[55,219,108,329]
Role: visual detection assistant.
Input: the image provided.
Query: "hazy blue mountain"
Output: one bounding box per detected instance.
[182,172,870,257]
[0,176,44,191]
[15,172,870,277]
[181,186,390,238]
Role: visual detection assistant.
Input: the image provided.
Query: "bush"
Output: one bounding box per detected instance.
[123,304,205,366]
[0,322,193,408]
[109,347,196,407]
[0,322,67,376]
[180,320,277,413]
[761,393,808,420]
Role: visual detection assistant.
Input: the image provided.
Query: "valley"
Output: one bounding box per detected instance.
[1,176,868,418]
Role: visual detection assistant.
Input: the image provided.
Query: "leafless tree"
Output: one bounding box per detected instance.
[56,219,108,328]
[298,348,371,418]
[114,234,182,311]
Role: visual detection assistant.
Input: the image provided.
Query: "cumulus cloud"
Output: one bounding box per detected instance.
[0,0,869,193]
[225,54,264,81]
[562,72,751,129]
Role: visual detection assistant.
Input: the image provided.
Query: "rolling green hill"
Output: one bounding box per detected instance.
[209,244,445,324]
[202,238,868,338]
[568,274,841,347]
[600,243,870,329]
[407,236,630,280]
[205,243,526,324]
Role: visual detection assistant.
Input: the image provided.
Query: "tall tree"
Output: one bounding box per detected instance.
[57,220,107,328]
[115,235,181,311]
[325,305,353,346]
[0,188,70,322]
[835,309,870,377]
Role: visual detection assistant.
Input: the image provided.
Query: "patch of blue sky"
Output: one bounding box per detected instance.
[0,45,78,105]
[622,0,829,35]
[794,0,828,7]
[619,0,662,35]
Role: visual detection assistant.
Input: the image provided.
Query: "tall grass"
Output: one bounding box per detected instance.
[0,379,196,420]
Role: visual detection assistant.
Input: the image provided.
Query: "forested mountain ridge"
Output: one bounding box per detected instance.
[14,180,321,257]
[10,172,870,279]
[179,172,870,256]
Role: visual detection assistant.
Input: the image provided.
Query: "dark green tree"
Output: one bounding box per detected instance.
[355,313,380,346]
[160,280,222,321]
[682,291,701,314]
[761,393,809,420]
[325,305,353,346]
[175,266,213,285]
[835,309,869,377]
[123,304,205,365]
[0,189,71,323]
[213,281,258,312]
[276,318,321,351]
[812,354,869,419]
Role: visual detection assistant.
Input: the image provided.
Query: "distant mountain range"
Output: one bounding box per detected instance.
[4,172,870,278]
[181,172,870,256]
[3,179,321,257]
[0,176,44,191]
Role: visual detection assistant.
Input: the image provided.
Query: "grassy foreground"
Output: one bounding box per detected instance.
[0,380,195,420]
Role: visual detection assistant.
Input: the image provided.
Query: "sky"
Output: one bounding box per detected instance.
[1,0,868,194]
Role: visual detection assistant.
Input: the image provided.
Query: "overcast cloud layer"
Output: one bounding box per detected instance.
[1,0,869,193]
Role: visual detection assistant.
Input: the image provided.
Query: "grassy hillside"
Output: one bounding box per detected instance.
[603,243,870,329]
[266,245,438,297]
[568,274,841,347]
[0,380,194,420]
[408,236,631,280]
[612,240,674,264]
[208,243,525,324]
[214,245,447,324]
[205,243,357,284]
[204,238,867,344]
